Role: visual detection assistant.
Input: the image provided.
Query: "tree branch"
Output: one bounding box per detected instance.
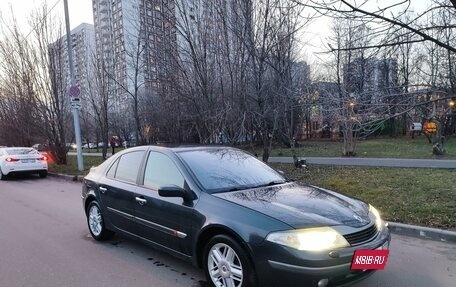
[327,38,425,52]
[339,0,456,53]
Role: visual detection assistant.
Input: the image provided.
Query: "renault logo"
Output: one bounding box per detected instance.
[353,214,363,222]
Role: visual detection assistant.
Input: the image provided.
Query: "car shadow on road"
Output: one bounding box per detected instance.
[1,174,45,181]
[81,232,207,287]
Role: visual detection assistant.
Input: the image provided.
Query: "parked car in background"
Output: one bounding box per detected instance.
[121,140,135,148]
[82,146,390,287]
[0,147,48,180]
[66,143,77,149]
[32,143,49,152]
[83,143,97,149]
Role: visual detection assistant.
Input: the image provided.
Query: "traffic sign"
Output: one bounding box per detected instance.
[69,86,80,97]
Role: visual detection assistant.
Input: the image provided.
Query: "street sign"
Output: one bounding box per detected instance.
[70,97,82,109]
[71,102,82,110]
[424,121,437,133]
[69,86,80,97]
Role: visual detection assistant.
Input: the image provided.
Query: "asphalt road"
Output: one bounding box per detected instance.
[0,176,454,287]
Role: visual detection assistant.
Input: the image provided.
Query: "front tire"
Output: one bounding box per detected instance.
[86,201,114,241]
[203,235,257,287]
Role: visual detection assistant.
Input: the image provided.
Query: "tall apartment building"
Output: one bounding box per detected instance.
[343,57,399,104]
[92,0,176,113]
[91,0,253,142]
[49,23,96,102]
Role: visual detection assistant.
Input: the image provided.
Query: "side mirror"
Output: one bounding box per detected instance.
[158,185,194,201]
[276,169,286,176]
[275,169,296,182]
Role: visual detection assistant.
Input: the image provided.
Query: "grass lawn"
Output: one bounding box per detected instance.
[272,163,456,230]
[48,155,105,176]
[50,140,456,230]
[256,136,456,159]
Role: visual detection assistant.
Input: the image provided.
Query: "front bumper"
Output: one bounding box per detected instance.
[253,225,391,287]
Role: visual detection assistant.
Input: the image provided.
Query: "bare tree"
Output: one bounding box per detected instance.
[83,52,116,159]
[240,0,306,162]
[0,4,71,163]
[293,0,456,52]
[0,22,41,146]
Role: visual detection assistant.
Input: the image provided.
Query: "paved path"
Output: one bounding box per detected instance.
[69,151,456,168]
[269,156,456,168]
[70,152,456,168]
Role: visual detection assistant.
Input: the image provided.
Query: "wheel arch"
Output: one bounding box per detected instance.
[84,193,98,216]
[195,225,255,270]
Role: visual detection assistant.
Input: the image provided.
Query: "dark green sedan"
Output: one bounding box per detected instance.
[82,146,390,287]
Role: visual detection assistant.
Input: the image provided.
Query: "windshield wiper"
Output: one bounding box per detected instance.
[215,180,288,193]
[215,185,252,193]
[255,180,287,188]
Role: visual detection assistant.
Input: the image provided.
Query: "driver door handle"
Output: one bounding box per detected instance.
[135,197,147,205]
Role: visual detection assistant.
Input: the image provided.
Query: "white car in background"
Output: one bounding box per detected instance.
[0,147,48,180]
[83,143,97,149]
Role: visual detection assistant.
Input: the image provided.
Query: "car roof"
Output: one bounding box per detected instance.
[125,145,240,154]
[0,147,38,153]
[1,147,36,150]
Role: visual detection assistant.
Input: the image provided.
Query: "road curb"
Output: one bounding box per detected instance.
[387,222,456,243]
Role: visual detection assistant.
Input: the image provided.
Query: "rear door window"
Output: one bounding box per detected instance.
[112,151,144,183]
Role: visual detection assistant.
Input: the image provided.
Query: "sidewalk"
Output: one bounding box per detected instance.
[269,156,456,168]
[69,152,456,168]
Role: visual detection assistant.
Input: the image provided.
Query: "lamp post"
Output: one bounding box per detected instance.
[449,98,455,136]
[343,99,356,156]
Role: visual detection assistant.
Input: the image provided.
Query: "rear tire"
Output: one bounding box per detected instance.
[39,171,47,178]
[203,234,257,287]
[0,169,6,180]
[86,201,114,241]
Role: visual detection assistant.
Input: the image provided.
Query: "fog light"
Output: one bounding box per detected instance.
[318,278,329,287]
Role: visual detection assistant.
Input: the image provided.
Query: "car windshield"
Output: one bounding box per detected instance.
[178,149,286,193]
[6,148,38,155]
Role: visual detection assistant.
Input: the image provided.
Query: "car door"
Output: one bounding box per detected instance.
[134,151,196,256]
[97,150,145,234]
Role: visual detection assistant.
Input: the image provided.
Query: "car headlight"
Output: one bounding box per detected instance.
[266,227,350,252]
[369,204,384,230]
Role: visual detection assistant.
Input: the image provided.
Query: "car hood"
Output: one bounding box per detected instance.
[213,182,370,229]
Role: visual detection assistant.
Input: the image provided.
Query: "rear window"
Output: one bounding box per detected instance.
[5,148,39,155]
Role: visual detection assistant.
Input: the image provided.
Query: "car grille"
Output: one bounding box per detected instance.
[343,224,378,246]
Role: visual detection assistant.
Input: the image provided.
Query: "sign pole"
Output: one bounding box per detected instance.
[64,0,84,171]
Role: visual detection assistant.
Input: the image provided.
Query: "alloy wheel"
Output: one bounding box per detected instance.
[88,205,103,237]
[207,242,243,287]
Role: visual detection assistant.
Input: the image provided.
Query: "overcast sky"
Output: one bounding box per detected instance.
[0,0,432,65]
[0,0,93,30]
